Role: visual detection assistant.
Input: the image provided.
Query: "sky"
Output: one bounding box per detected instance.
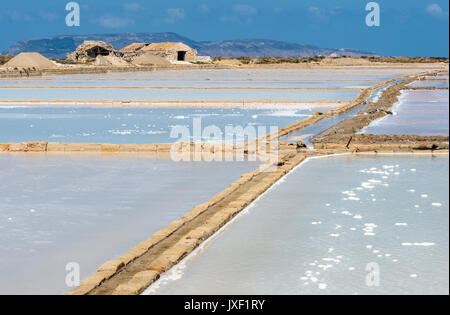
[0,0,448,56]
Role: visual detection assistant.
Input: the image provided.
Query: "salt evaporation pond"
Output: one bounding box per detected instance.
[278,78,405,146]
[364,89,449,136]
[279,105,365,147]
[0,87,361,102]
[408,80,449,88]
[424,75,449,80]
[146,155,449,295]
[37,68,427,80]
[0,154,260,294]
[0,79,377,89]
[0,107,338,144]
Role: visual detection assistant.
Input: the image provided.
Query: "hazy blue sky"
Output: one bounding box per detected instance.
[0,0,448,56]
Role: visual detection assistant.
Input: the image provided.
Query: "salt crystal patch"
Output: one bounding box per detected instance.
[402,242,435,247]
[361,182,375,189]
[318,283,327,290]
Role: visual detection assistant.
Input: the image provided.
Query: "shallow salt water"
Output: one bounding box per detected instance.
[424,75,449,80]
[408,80,449,88]
[364,89,449,136]
[146,155,449,295]
[278,78,406,146]
[279,105,366,146]
[0,87,361,102]
[41,68,427,80]
[0,79,377,89]
[0,107,337,143]
[0,154,260,294]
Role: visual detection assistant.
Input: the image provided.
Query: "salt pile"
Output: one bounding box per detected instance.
[2,52,57,68]
[132,53,171,65]
[94,55,129,66]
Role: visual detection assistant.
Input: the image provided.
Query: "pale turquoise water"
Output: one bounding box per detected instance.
[45,68,425,80]
[408,80,449,88]
[278,79,407,146]
[364,89,449,136]
[0,107,337,144]
[424,76,449,80]
[0,154,260,294]
[279,105,366,146]
[0,79,376,89]
[0,87,361,101]
[3,68,425,85]
[147,155,449,295]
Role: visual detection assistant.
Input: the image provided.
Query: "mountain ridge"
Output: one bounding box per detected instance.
[3,32,376,59]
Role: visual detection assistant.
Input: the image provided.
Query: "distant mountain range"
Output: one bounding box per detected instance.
[3,32,376,59]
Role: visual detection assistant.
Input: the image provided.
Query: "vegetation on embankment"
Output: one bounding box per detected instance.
[0,54,14,65]
[213,56,449,66]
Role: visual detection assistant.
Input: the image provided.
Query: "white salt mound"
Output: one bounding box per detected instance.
[2,52,57,68]
[94,55,129,66]
[132,53,171,65]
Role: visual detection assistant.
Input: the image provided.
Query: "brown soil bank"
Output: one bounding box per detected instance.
[314,135,449,151]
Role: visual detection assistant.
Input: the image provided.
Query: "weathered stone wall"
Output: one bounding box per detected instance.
[142,48,197,63]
